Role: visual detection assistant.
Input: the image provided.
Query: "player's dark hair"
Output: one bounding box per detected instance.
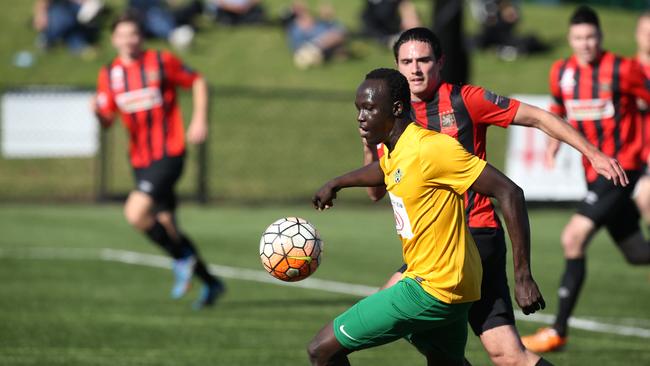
[392,27,443,62]
[365,68,411,117]
[569,6,600,31]
[110,11,143,34]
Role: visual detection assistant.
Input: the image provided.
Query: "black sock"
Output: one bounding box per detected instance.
[145,221,184,259]
[553,258,586,337]
[535,357,554,366]
[180,234,219,285]
[616,232,650,265]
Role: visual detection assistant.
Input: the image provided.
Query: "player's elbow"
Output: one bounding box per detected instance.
[367,187,386,202]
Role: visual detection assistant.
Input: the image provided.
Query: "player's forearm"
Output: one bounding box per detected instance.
[192,77,209,124]
[498,185,533,278]
[362,143,387,201]
[330,161,385,192]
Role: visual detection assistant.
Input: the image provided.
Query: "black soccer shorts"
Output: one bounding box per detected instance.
[133,155,184,212]
[395,226,515,336]
[577,170,642,242]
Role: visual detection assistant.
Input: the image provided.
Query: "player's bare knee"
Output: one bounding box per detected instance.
[560,229,584,257]
[124,203,151,230]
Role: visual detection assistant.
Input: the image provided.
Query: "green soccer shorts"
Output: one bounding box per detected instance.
[333,277,472,363]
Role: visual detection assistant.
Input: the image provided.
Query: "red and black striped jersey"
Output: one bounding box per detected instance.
[412,82,520,229]
[379,82,520,229]
[549,51,650,182]
[637,58,650,163]
[96,49,199,168]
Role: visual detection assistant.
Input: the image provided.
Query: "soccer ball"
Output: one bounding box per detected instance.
[259,217,323,282]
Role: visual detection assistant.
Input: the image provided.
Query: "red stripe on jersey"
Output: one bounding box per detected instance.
[640,60,650,161]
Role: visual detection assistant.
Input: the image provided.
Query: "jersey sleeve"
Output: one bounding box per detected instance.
[418,133,487,195]
[620,57,650,104]
[95,66,117,123]
[549,60,567,117]
[461,85,520,128]
[162,51,199,89]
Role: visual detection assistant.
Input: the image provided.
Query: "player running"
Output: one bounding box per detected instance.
[309,68,544,366]
[364,27,625,366]
[522,6,650,352]
[93,13,224,309]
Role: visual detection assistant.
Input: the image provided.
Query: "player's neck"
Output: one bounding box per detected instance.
[385,118,410,152]
[118,50,143,64]
[637,50,650,66]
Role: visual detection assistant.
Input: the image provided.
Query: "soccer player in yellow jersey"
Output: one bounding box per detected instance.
[308,68,545,366]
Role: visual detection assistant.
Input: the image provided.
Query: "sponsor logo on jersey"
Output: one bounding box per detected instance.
[115,87,163,113]
[565,99,615,121]
[388,192,414,239]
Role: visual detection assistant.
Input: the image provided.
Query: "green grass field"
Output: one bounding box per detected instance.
[0,204,648,365]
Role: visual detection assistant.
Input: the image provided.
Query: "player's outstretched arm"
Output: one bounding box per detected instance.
[470,163,545,315]
[313,161,384,210]
[513,103,628,186]
[362,141,387,201]
[187,76,209,144]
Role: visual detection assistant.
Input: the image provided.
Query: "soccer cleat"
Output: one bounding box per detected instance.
[171,255,196,299]
[521,327,567,353]
[193,280,226,310]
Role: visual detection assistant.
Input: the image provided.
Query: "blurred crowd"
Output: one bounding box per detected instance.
[28,0,549,69]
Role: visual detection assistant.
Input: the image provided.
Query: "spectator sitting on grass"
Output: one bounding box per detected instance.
[205,0,266,26]
[32,0,104,57]
[127,0,203,50]
[286,1,347,70]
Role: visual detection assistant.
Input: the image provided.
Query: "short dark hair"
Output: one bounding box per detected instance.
[111,11,143,34]
[364,68,411,117]
[570,6,600,31]
[392,27,443,62]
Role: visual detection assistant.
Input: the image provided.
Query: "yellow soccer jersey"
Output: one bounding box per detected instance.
[379,123,486,304]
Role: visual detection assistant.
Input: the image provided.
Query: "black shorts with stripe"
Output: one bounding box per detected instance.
[133,155,184,212]
[396,226,514,336]
[577,170,642,242]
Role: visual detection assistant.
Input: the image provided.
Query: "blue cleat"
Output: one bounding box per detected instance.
[171,255,196,299]
[193,280,226,310]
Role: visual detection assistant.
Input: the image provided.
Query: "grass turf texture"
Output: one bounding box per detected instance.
[0,204,648,365]
[0,2,642,202]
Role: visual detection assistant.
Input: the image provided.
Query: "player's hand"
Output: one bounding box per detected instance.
[589,152,628,187]
[187,116,208,144]
[312,182,338,210]
[514,274,545,315]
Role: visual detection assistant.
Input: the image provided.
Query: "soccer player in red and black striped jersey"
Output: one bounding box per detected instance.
[93,13,224,309]
[523,6,650,352]
[365,27,626,366]
[633,12,650,232]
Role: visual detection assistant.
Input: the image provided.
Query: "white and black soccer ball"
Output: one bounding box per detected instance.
[259,217,323,282]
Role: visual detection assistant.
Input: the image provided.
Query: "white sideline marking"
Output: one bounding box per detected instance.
[1,247,649,339]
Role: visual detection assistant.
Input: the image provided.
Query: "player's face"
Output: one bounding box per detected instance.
[355,80,395,145]
[568,23,601,64]
[636,17,650,54]
[112,22,143,58]
[396,41,443,102]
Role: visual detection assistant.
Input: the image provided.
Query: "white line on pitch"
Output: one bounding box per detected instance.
[2,247,649,339]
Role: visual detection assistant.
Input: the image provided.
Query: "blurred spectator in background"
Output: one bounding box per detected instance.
[204,0,266,26]
[33,0,104,55]
[470,0,548,61]
[359,0,420,47]
[127,0,203,50]
[285,1,347,69]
